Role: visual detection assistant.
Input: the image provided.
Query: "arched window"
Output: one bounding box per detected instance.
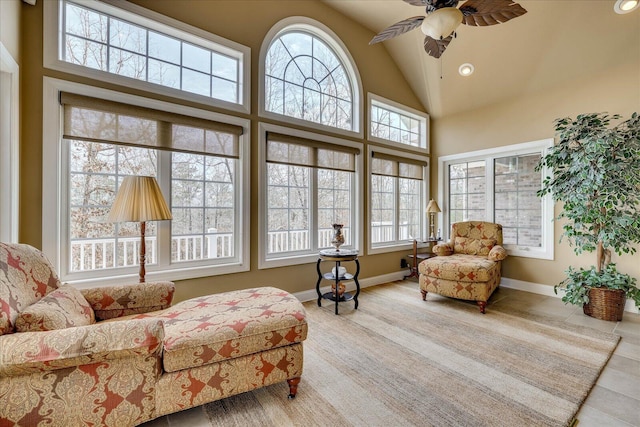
[262,20,360,133]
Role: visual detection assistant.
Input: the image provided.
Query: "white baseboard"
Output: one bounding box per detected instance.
[500,277,557,297]
[293,272,639,315]
[501,277,639,314]
[293,270,406,303]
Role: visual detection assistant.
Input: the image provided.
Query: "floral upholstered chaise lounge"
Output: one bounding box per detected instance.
[0,242,307,426]
[418,221,507,313]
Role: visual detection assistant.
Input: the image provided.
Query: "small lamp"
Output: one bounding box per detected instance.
[107,176,172,283]
[426,199,441,240]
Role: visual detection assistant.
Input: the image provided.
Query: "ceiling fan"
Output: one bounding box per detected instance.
[369,0,527,58]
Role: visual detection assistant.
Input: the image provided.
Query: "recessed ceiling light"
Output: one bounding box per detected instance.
[458,63,474,76]
[614,0,639,14]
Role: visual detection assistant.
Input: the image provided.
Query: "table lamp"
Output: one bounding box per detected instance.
[426,199,441,240]
[107,176,172,283]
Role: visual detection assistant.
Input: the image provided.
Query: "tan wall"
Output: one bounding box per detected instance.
[0,0,21,62]
[432,60,640,289]
[20,0,425,302]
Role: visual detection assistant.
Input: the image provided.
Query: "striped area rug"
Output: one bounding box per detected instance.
[204,281,619,427]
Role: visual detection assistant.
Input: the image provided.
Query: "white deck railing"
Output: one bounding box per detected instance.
[70,233,234,272]
[71,225,409,271]
[371,223,411,243]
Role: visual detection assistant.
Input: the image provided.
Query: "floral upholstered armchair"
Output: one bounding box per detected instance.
[418,221,507,313]
[0,243,307,426]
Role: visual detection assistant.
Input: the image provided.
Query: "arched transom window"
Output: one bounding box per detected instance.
[264,28,356,132]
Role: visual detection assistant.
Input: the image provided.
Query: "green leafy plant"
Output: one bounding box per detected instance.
[536,112,640,308]
[558,264,640,307]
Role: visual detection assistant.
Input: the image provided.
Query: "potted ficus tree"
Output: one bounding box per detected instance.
[536,112,640,321]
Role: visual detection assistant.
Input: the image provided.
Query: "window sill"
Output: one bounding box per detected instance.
[367,243,414,256]
[259,247,362,270]
[64,262,250,289]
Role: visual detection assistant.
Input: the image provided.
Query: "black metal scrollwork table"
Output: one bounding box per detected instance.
[315,249,360,315]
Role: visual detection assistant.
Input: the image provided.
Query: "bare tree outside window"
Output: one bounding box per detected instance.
[265,31,354,131]
[371,102,424,148]
[68,136,238,272]
[62,0,243,273]
[371,157,424,245]
[267,164,310,253]
[265,139,355,256]
[371,175,395,243]
[63,1,240,103]
[261,26,359,259]
[69,140,158,271]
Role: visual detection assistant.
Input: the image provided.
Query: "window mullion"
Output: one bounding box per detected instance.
[310,166,318,251]
[145,27,149,82]
[156,150,172,268]
[487,156,495,223]
[443,162,450,240]
[394,176,399,243]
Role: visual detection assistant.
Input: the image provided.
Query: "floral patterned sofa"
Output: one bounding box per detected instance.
[0,242,307,426]
[418,221,507,313]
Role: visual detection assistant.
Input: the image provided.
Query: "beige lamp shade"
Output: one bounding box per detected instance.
[420,7,463,40]
[426,199,441,214]
[107,176,172,223]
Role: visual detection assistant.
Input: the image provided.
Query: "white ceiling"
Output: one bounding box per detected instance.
[323,0,640,118]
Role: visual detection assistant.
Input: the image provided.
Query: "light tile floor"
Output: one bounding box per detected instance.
[490,287,640,427]
[143,286,640,427]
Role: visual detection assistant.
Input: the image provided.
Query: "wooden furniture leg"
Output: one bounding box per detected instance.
[315,259,323,307]
[421,289,428,301]
[403,239,420,279]
[477,301,487,314]
[287,377,301,399]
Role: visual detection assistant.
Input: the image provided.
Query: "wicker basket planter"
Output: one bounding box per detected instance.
[583,287,626,321]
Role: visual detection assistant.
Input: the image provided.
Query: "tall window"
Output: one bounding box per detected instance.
[55,90,248,282]
[494,154,542,247]
[46,0,248,109]
[260,127,360,267]
[449,160,486,223]
[369,94,429,151]
[440,139,554,259]
[370,150,427,249]
[263,20,360,133]
[0,43,19,243]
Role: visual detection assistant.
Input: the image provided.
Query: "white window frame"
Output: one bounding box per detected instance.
[43,0,251,114]
[42,77,251,287]
[259,16,363,139]
[368,93,429,153]
[0,43,19,243]
[367,145,430,255]
[438,139,554,260]
[258,122,363,269]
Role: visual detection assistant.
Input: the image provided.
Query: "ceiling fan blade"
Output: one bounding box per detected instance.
[459,0,527,26]
[423,35,452,58]
[370,16,425,45]
[403,0,458,8]
[432,0,460,9]
[403,0,430,6]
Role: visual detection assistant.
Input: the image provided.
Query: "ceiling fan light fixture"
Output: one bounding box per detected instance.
[458,63,474,76]
[614,0,639,14]
[420,7,463,40]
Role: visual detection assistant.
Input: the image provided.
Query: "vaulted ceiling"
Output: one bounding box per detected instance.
[323,0,640,119]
